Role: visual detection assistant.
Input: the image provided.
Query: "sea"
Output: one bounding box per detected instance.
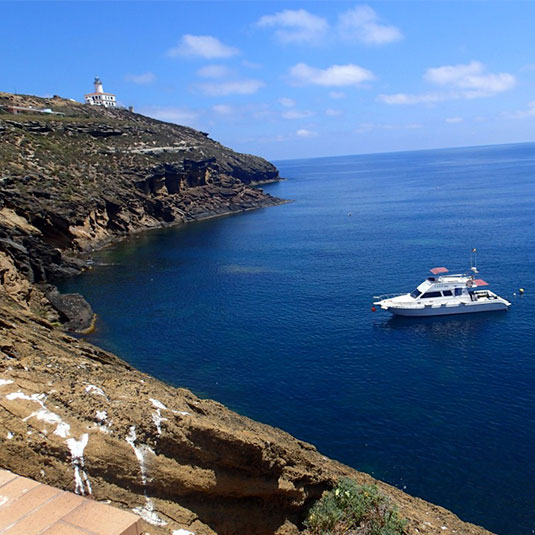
[59,142,535,535]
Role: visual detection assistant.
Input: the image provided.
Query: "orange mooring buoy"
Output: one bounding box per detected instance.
[371,306,377,312]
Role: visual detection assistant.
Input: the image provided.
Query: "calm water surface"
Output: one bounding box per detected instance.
[60,143,535,535]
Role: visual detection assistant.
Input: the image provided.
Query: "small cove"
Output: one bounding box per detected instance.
[60,143,535,535]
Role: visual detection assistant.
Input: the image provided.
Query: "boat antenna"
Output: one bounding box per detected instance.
[470,248,478,275]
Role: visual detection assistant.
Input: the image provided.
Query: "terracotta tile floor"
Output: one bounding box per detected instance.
[0,469,143,535]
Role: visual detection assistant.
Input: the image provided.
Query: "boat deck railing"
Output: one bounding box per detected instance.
[373,293,406,301]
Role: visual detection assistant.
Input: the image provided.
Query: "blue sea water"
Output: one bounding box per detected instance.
[59,143,535,535]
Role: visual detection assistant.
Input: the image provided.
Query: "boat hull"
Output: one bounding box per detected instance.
[387,301,509,317]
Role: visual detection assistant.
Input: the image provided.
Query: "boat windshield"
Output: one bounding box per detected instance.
[410,289,421,299]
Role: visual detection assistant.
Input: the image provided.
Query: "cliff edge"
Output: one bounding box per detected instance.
[0,93,493,535]
[0,92,283,316]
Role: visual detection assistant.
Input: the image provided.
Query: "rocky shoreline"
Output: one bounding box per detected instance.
[0,92,495,535]
[0,91,286,331]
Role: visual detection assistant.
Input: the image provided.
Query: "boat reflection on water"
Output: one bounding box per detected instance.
[375,309,509,338]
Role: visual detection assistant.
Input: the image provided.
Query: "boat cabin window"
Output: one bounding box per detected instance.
[442,290,453,297]
[421,291,442,299]
[410,289,421,298]
[454,288,463,296]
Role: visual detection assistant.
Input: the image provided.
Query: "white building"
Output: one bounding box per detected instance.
[84,77,116,108]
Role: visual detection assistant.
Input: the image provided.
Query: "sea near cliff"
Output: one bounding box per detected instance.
[59,142,535,535]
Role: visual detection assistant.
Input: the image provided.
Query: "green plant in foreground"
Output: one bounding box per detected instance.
[305,479,407,535]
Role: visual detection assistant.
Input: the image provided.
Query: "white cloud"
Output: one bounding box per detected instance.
[377,92,447,105]
[338,5,402,45]
[445,117,464,123]
[210,103,275,122]
[257,9,329,44]
[198,79,265,96]
[243,134,289,144]
[296,128,317,138]
[125,72,155,85]
[505,101,535,119]
[289,63,375,87]
[282,109,314,119]
[355,122,423,133]
[278,97,296,107]
[325,108,342,116]
[168,35,239,59]
[250,106,273,120]
[197,65,232,78]
[329,91,346,99]
[142,107,198,126]
[379,61,516,105]
[523,100,535,116]
[355,122,375,133]
[212,104,233,115]
[242,60,263,70]
[424,61,515,96]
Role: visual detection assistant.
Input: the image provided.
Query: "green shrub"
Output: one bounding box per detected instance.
[304,479,407,535]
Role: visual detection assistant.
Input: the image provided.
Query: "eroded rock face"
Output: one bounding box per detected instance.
[0,93,285,331]
[0,294,493,535]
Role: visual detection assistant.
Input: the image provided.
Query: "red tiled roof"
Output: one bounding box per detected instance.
[0,469,143,535]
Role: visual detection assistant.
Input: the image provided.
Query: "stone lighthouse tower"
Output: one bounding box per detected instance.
[84,76,117,108]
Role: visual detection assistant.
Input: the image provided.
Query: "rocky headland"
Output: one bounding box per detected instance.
[0,92,493,535]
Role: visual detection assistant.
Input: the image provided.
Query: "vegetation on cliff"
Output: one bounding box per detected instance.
[304,479,406,535]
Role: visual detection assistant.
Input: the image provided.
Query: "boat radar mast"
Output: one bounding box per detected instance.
[470,248,479,274]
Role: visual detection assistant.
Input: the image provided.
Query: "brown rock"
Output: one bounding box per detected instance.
[0,293,493,535]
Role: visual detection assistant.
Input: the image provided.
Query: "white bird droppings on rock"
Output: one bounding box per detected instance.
[126,426,153,485]
[66,433,92,495]
[173,529,194,535]
[6,391,44,403]
[150,398,167,410]
[85,384,106,397]
[152,410,167,436]
[0,379,13,387]
[133,499,168,527]
[126,425,167,527]
[54,422,71,438]
[149,397,190,417]
[7,391,71,438]
[7,388,91,495]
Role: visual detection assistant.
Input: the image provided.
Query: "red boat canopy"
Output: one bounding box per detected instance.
[473,279,489,287]
[430,267,449,275]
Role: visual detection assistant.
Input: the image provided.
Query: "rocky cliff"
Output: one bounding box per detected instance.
[0,92,282,307]
[0,93,494,535]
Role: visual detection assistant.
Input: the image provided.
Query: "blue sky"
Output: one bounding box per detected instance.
[3,1,535,160]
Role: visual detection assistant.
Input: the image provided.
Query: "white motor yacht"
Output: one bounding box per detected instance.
[373,266,511,317]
